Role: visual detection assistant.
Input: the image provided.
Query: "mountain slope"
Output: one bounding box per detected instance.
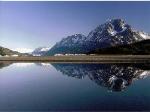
[0,46,30,56]
[45,19,150,56]
[45,34,87,55]
[88,39,150,55]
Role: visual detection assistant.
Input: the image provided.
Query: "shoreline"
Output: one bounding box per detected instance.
[0,55,150,63]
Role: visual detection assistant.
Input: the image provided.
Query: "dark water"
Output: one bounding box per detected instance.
[0,62,150,111]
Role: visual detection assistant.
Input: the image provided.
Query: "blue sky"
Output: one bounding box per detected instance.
[0,1,150,52]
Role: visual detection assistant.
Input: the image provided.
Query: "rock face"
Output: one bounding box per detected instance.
[45,19,150,55]
[51,63,150,92]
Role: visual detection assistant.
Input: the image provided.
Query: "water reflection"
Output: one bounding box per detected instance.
[0,62,149,92]
[51,63,150,92]
[0,62,12,69]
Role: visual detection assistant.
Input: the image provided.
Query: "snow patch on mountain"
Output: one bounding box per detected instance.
[40,47,51,52]
[139,32,150,39]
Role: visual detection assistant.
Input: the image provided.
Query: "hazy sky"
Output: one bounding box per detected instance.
[0,1,150,52]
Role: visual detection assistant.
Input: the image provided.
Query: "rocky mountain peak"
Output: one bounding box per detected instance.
[45,18,150,55]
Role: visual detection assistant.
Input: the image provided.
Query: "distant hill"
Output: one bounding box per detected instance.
[0,46,30,56]
[88,39,150,55]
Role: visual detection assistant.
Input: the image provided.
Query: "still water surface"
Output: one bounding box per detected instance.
[0,62,150,111]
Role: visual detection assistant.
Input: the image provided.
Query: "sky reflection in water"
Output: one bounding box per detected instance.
[0,62,150,111]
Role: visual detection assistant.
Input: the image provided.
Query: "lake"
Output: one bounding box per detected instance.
[0,62,150,111]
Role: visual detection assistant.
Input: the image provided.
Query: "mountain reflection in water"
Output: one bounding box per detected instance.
[0,62,149,92]
[51,63,150,92]
[0,62,13,69]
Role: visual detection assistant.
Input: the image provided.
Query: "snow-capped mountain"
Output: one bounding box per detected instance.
[85,19,149,51]
[45,19,150,55]
[45,34,87,55]
[32,47,50,56]
[52,63,150,92]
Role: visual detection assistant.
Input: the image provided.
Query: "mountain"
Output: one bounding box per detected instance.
[45,34,87,55]
[88,39,150,55]
[85,19,149,51]
[0,46,22,56]
[32,47,50,56]
[45,19,150,55]
[52,63,150,92]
